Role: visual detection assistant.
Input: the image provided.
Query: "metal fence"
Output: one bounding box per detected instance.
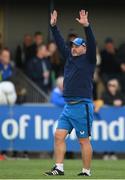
[13,68,49,103]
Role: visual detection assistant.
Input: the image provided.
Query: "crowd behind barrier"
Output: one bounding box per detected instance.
[1,28,125,159]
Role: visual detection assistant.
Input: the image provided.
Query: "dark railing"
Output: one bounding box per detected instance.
[14,68,49,103]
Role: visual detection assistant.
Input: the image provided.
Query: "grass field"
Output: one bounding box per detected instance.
[0,159,125,179]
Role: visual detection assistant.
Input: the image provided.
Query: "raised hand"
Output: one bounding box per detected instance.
[50,10,58,26]
[76,10,89,27]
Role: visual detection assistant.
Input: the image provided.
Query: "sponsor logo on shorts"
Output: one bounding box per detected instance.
[80,131,85,135]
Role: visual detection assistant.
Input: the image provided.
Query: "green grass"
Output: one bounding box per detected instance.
[0,159,125,179]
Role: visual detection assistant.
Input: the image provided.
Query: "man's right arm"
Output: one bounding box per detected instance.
[50,25,70,59]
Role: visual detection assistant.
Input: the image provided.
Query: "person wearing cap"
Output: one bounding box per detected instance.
[44,10,96,176]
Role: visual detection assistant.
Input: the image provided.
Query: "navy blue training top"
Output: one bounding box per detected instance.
[50,25,96,100]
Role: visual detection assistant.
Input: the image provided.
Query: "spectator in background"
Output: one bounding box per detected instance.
[101,78,124,160]
[50,76,65,107]
[118,61,125,94]
[29,31,44,59]
[102,79,125,106]
[66,32,78,49]
[0,48,13,81]
[34,31,44,46]
[67,32,78,43]
[117,43,125,93]
[100,38,120,83]
[117,42,125,63]
[27,44,51,94]
[15,34,33,70]
[48,41,64,79]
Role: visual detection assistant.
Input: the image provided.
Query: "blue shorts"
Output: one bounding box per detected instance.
[57,102,94,138]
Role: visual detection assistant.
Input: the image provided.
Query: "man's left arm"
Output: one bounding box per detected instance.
[85,25,96,64]
[76,10,96,64]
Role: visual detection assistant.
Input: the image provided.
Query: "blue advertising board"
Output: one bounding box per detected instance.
[0,104,125,152]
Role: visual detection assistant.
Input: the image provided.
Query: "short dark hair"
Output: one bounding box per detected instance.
[0,47,10,55]
[68,33,78,38]
[105,37,114,44]
[48,40,56,44]
[34,31,43,37]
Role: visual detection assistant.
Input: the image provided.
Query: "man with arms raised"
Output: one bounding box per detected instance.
[45,9,96,176]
